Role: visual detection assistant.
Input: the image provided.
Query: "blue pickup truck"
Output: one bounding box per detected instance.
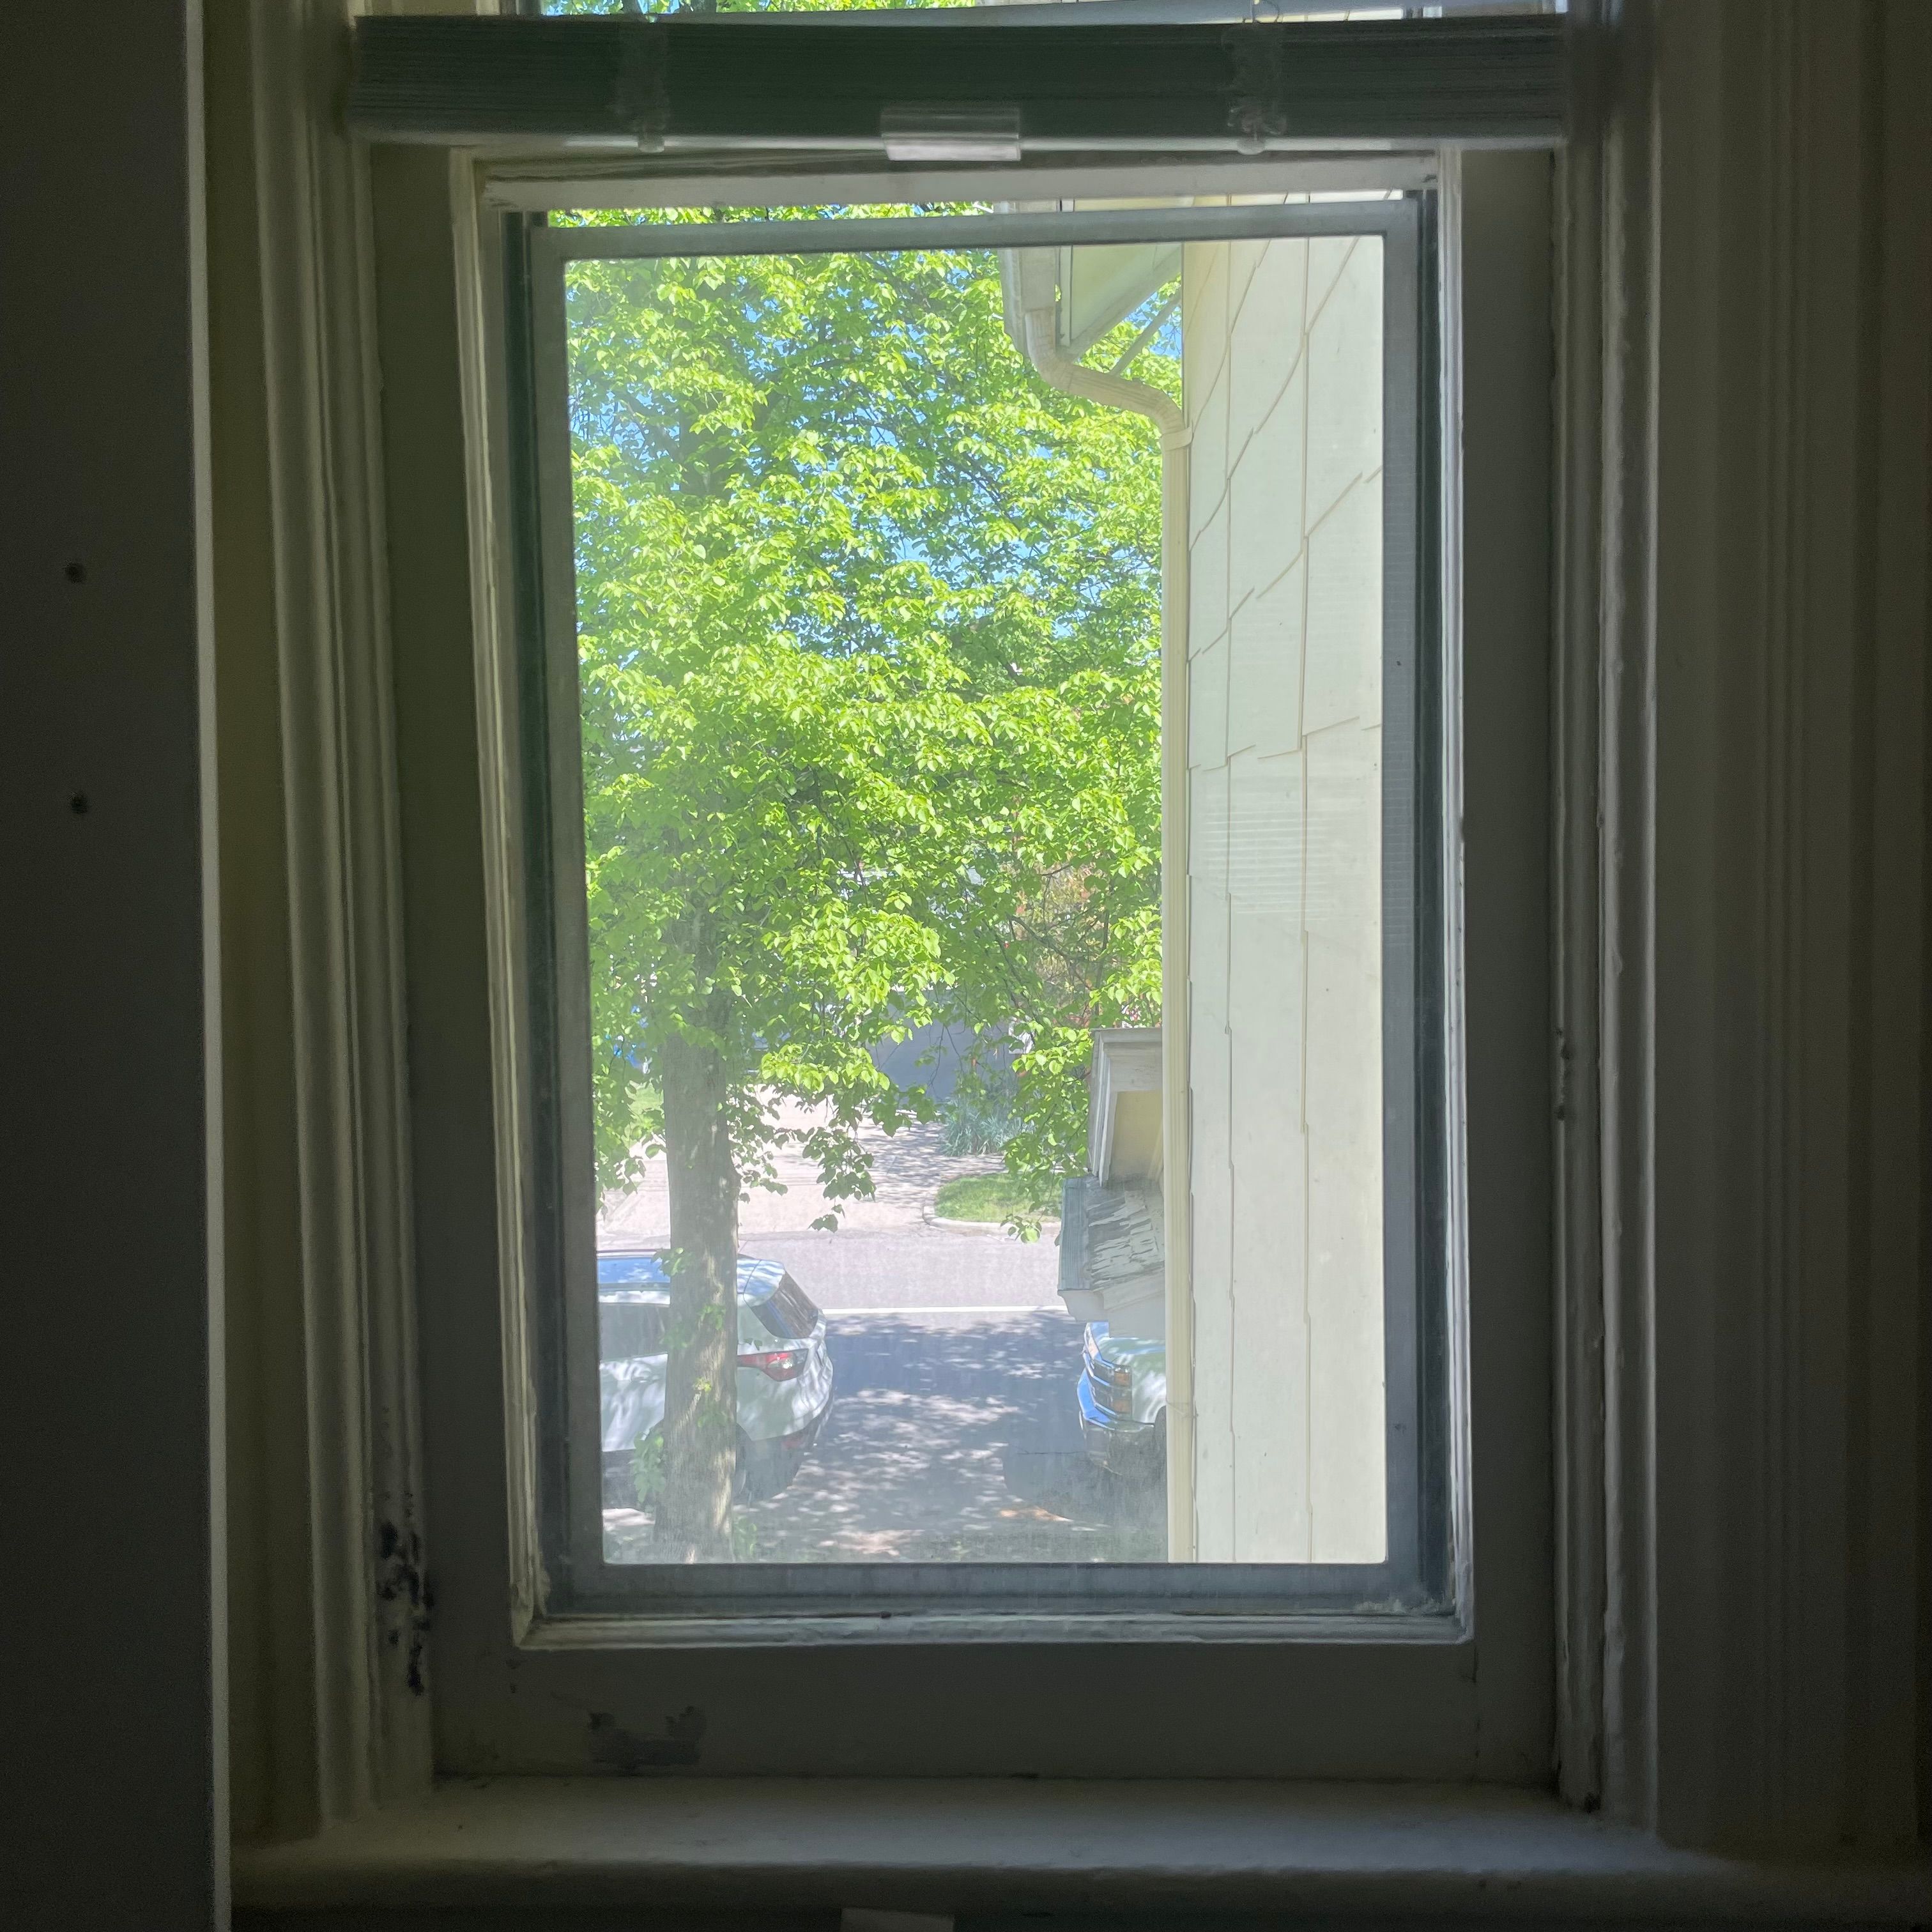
[1075,1321,1167,1483]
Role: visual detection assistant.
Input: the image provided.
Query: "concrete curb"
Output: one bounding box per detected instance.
[922,1209,1062,1239]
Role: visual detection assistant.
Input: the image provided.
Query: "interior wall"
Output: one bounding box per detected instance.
[0,2,224,1926]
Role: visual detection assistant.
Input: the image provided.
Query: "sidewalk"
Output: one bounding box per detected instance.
[599,1092,1006,1239]
[597,1094,1062,1314]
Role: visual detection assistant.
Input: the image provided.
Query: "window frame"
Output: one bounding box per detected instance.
[514,190,1443,1622]
[378,138,1554,1779]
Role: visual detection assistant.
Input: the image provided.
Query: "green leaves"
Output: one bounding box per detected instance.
[571,241,1166,1210]
[629,1430,666,1512]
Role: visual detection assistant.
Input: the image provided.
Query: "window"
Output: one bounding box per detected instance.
[188,0,1932,1877]
[363,10,1558,1782]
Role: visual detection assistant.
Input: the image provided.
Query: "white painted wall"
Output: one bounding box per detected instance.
[1,2,225,1921]
[1183,230,1386,1564]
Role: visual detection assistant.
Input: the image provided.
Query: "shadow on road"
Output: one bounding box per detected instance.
[606,1309,1166,1564]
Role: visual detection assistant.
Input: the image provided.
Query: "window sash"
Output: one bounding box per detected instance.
[374,134,1553,1777]
[510,187,1444,1621]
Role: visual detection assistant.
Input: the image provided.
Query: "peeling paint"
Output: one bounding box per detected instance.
[587,1704,706,1771]
[375,1517,433,1696]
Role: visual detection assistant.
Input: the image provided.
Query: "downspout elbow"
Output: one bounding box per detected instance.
[1018,305,1188,448]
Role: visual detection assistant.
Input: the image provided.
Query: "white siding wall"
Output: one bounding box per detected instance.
[1183,233,1386,1563]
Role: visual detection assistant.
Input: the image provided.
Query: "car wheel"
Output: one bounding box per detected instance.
[733,1430,775,1503]
[735,1432,808,1503]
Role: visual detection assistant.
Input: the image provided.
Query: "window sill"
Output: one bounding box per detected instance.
[233,1777,1932,1922]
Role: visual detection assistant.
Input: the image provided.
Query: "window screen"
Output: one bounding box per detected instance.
[521,192,1441,1611]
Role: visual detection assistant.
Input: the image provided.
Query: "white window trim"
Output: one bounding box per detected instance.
[213,0,432,1843]
[1547,0,1929,1848]
[218,0,1932,1905]
[234,1776,1932,1922]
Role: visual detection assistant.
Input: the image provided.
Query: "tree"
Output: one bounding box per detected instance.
[569,222,1172,1554]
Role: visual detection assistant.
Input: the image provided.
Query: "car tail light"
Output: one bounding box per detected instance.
[737,1347,806,1382]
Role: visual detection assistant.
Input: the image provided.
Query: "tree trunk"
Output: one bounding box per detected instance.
[655,1012,739,1561]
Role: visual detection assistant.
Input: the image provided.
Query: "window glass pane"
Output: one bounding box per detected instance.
[551,199,1419,1583]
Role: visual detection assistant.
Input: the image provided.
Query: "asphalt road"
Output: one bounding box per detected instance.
[605,1308,1165,1564]
[736,1225,1062,1313]
[597,1113,1159,1561]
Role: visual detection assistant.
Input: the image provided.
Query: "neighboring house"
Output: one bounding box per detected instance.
[1013,212,1387,1565]
[868,1018,1001,1105]
[1059,1027,1165,1342]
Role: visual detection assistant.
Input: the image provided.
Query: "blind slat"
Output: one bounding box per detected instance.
[347,15,1567,153]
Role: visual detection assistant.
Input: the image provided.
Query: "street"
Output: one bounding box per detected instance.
[604,1308,1163,1563]
[598,1108,1165,1563]
[734,1225,1060,1313]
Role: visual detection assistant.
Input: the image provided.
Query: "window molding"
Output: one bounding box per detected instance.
[1553,0,1931,1852]
[213,0,430,1841]
[1549,0,1610,1828]
[213,0,1932,1881]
